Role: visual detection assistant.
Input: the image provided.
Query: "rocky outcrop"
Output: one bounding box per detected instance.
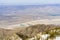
[0,24,60,40]
[0,28,22,40]
[16,24,60,40]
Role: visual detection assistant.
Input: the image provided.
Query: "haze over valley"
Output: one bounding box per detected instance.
[0,4,60,28]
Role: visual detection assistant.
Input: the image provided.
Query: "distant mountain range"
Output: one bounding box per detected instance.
[0,4,60,11]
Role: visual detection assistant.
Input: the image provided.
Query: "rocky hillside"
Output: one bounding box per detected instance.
[0,24,60,40]
[0,28,21,40]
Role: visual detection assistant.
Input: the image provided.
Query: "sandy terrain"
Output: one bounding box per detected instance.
[1,19,60,29]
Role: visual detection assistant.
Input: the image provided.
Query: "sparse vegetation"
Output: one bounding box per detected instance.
[0,24,60,40]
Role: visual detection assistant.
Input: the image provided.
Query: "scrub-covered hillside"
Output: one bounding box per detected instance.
[0,24,60,40]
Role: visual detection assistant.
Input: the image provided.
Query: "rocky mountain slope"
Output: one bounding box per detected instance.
[0,24,60,40]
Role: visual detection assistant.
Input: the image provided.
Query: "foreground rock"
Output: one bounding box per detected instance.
[0,24,60,40]
[0,28,22,40]
[16,24,60,40]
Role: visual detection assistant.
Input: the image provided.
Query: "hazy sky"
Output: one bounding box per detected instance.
[0,0,60,5]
